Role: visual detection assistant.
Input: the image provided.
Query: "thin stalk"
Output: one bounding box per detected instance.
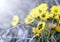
[54,0,60,5]
[29,35,35,42]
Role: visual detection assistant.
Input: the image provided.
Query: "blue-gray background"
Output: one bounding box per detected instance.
[0,0,57,28]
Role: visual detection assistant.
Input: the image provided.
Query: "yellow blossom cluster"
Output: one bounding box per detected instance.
[24,3,60,36]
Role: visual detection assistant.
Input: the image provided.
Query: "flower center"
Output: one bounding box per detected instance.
[38,24,43,29]
[39,10,42,13]
[55,10,57,13]
[42,14,46,17]
[29,19,32,22]
[59,16,60,18]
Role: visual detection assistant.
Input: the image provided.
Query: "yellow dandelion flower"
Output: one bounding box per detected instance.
[39,11,50,21]
[32,22,46,36]
[57,6,60,15]
[11,16,20,26]
[57,19,60,24]
[32,27,41,36]
[37,21,46,31]
[55,26,60,32]
[24,16,34,24]
[58,20,60,24]
[54,15,59,20]
[50,6,60,15]
[49,23,60,32]
[29,8,40,19]
[49,13,54,18]
[49,13,59,20]
[49,23,56,29]
[37,3,48,11]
